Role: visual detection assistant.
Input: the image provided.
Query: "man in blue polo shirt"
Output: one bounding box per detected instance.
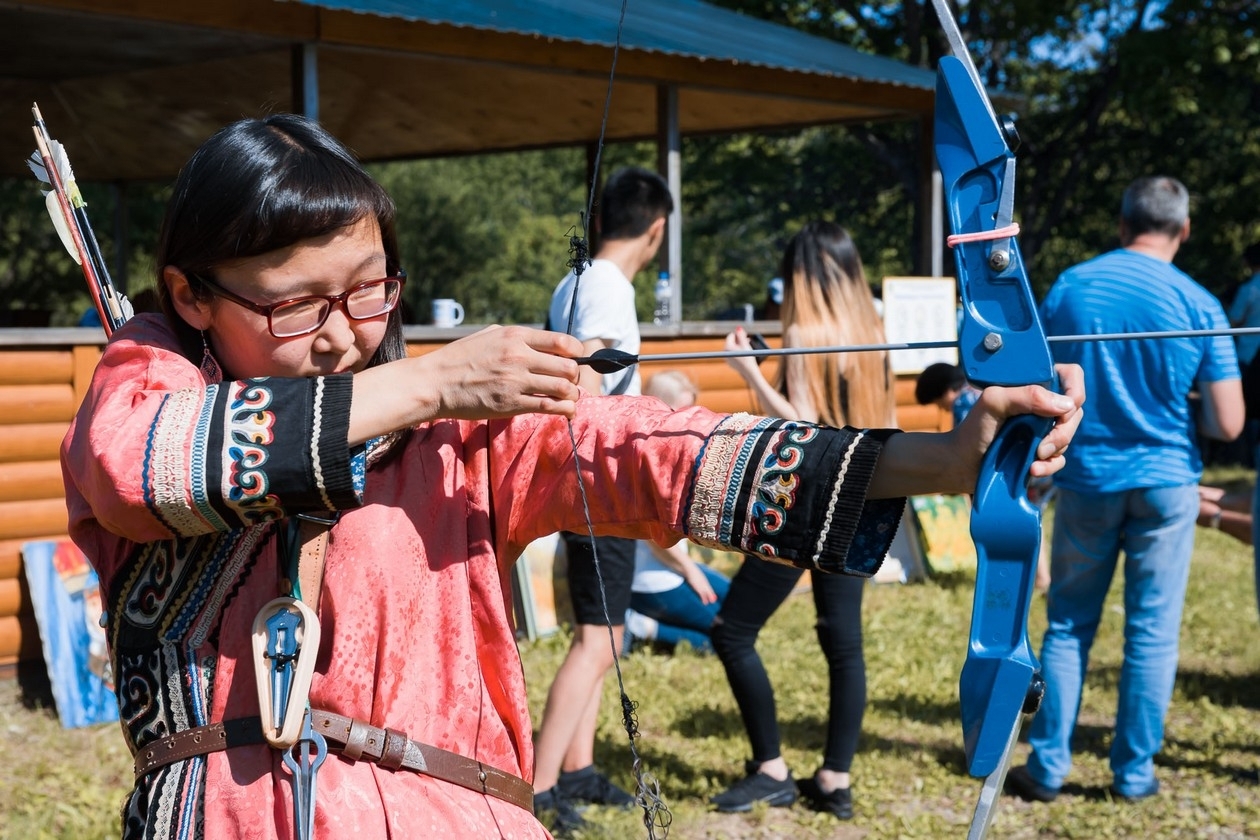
[1007,176,1244,804]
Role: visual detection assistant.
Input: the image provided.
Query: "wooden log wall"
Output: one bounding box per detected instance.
[0,326,947,676]
[0,343,102,672]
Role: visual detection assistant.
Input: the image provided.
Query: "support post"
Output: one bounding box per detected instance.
[916,113,945,278]
[656,84,682,324]
[291,43,319,122]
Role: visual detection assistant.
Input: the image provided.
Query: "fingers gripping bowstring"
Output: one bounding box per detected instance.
[561,1,672,835]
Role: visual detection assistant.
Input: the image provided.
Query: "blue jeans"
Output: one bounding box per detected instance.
[1252,450,1260,617]
[629,565,730,653]
[1026,484,1198,796]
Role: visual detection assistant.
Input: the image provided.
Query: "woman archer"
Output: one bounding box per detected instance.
[62,114,1083,839]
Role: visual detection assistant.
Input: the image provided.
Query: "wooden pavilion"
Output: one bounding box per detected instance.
[0,0,950,674]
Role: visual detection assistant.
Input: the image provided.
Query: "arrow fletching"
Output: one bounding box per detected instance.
[26,150,49,184]
[44,191,83,265]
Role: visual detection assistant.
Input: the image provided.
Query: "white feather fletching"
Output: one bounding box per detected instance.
[47,139,84,206]
[44,190,81,265]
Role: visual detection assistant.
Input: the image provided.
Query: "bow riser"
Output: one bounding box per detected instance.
[934,40,1056,787]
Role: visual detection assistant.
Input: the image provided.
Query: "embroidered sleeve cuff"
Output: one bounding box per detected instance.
[683,414,903,577]
[147,375,361,533]
[312,374,357,508]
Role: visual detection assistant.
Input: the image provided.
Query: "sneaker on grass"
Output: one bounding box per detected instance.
[534,786,587,837]
[796,775,853,819]
[710,761,798,812]
[557,764,636,808]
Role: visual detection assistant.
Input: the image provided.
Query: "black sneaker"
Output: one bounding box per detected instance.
[797,776,853,819]
[710,761,798,812]
[1005,764,1059,803]
[534,786,587,837]
[558,765,636,809]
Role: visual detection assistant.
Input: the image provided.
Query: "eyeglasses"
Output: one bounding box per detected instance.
[192,272,406,338]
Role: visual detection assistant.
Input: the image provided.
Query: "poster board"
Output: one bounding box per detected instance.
[908,494,977,574]
[22,540,118,729]
[881,276,960,374]
[511,533,572,641]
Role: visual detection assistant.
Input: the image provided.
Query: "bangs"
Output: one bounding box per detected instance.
[233,150,395,258]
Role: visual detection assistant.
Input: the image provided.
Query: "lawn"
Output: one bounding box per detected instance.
[3,478,1260,839]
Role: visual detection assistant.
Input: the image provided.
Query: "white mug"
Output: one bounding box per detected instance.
[431,298,465,328]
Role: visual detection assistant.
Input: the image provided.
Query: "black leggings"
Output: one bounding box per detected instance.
[711,556,866,773]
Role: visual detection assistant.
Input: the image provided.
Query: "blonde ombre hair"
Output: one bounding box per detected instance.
[775,221,895,428]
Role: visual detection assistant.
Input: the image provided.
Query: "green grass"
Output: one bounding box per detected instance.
[4,482,1260,839]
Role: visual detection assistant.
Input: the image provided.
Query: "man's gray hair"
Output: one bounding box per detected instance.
[1120,176,1190,238]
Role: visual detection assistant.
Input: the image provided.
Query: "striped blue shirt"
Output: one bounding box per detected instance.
[1040,249,1239,492]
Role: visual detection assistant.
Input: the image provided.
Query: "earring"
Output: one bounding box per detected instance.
[199,331,222,382]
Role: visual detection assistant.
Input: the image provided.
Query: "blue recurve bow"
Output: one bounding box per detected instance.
[928,1,1057,836]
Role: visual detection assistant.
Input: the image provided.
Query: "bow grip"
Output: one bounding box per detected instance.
[958,410,1052,777]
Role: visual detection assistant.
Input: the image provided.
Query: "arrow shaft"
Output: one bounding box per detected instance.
[599,325,1260,369]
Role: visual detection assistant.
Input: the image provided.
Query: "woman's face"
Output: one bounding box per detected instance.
[176,216,391,380]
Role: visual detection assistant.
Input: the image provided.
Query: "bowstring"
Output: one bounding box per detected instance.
[561,0,672,835]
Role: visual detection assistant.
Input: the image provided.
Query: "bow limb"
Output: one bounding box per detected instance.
[929,1,1055,834]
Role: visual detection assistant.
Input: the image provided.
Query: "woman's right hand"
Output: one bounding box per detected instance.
[427,325,584,419]
[350,325,583,443]
[724,326,761,382]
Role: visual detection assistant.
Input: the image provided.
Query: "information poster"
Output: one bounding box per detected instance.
[511,533,571,641]
[881,276,960,374]
[908,495,977,574]
[22,540,118,729]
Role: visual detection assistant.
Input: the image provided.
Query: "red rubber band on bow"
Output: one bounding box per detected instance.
[946,223,1021,248]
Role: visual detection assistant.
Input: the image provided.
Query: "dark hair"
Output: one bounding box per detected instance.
[915,362,966,405]
[1120,176,1189,239]
[155,114,405,365]
[1244,241,1260,270]
[597,166,673,241]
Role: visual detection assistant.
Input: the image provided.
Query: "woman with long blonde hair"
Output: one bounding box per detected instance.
[709,221,894,820]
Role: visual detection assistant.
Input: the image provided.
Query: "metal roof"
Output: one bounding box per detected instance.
[0,0,935,180]
[299,0,934,89]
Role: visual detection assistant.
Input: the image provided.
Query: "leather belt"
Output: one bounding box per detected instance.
[132,710,534,813]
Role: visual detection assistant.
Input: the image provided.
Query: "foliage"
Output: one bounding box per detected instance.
[707,0,1260,299]
[4,484,1260,838]
[0,178,166,326]
[368,148,587,325]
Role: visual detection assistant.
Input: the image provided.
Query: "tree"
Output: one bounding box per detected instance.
[707,1,1260,298]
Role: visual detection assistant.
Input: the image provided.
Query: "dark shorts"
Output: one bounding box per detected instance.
[563,532,636,626]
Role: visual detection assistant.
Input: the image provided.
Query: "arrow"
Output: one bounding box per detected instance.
[579,326,1260,373]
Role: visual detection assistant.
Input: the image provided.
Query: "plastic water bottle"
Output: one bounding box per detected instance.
[653,271,671,325]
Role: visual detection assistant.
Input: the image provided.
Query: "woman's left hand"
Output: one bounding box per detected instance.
[868,364,1086,499]
[958,363,1086,482]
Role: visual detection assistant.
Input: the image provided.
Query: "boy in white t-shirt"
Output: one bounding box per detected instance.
[535,167,675,834]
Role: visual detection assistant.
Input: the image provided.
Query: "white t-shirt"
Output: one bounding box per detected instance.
[549,258,641,396]
[631,539,684,594]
